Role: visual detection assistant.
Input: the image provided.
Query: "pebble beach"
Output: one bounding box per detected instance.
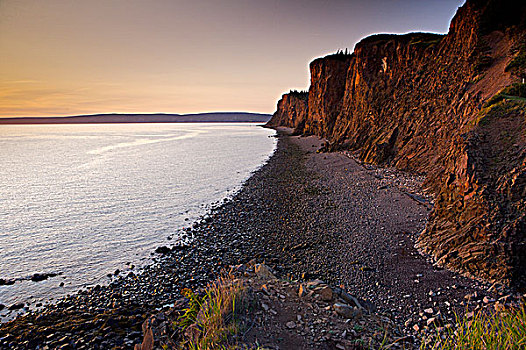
[0,129,520,349]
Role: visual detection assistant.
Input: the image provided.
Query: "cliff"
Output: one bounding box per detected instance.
[267,0,526,286]
[266,91,308,131]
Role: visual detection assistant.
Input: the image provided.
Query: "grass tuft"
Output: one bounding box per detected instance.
[422,306,526,350]
[176,275,246,350]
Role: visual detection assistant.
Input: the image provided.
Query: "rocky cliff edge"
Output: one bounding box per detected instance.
[267,0,526,287]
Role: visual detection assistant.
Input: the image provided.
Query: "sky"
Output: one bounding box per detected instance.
[0,0,465,118]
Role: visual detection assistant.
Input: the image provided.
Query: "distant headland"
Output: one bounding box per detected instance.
[0,112,271,124]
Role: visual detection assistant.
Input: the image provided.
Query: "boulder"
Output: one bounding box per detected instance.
[333,303,362,319]
[254,264,277,280]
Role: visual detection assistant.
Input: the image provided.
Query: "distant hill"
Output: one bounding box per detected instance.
[0,112,271,124]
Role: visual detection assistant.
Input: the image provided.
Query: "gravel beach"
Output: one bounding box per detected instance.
[0,129,512,349]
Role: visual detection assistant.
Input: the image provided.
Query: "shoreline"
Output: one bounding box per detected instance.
[0,130,515,349]
[0,122,275,322]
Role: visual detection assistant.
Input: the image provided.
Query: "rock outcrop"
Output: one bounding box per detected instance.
[266,90,308,132]
[304,53,352,137]
[267,0,526,286]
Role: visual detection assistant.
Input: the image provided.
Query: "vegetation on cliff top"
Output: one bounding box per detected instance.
[357,32,444,48]
[287,90,308,100]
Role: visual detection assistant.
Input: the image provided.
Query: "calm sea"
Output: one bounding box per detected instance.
[0,123,276,316]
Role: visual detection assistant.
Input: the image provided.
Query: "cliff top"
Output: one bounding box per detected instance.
[356,32,444,50]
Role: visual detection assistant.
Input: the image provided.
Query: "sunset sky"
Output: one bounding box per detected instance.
[0,0,464,118]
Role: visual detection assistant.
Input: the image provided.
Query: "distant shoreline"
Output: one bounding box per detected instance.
[0,112,271,125]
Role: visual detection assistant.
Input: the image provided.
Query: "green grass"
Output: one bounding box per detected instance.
[468,83,526,128]
[422,307,526,350]
[505,42,526,76]
[485,83,526,107]
[473,100,525,128]
[176,276,246,350]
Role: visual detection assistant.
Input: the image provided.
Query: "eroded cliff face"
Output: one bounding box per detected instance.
[266,91,308,131]
[304,55,352,138]
[267,0,526,286]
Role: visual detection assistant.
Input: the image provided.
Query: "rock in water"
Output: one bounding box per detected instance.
[9,303,24,310]
[154,246,171,255]
[30,273,58,282]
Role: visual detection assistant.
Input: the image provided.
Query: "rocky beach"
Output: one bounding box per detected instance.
[1,0,525,348]
[1,129,522,349]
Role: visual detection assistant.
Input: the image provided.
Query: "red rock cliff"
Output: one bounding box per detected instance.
[304,54,352,138]
[266,91,308,131]
[267,0,526,286]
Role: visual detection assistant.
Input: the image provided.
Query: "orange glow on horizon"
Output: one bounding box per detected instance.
[0,0,464,118]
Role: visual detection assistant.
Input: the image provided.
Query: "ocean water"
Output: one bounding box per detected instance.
[0,123,276,315]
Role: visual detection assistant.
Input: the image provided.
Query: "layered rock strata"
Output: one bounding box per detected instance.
[267,0,526,286]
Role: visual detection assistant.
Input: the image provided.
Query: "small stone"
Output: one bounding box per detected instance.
[0,278,15,286]
[286,321,296,329]
[9,302,24,310]
[307,279,325,288]
[413,324,420,332]
[260,284,270,295]
[298,284,306,297]
[338,290,364,309]
[426,317,436,326]
[424,308,434,314]
[333,303,362,319]
[254,264,276,280]
[31,273,57,282]
[317,286,333,301]
[261,303,269,312]
[155,246,170,254]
